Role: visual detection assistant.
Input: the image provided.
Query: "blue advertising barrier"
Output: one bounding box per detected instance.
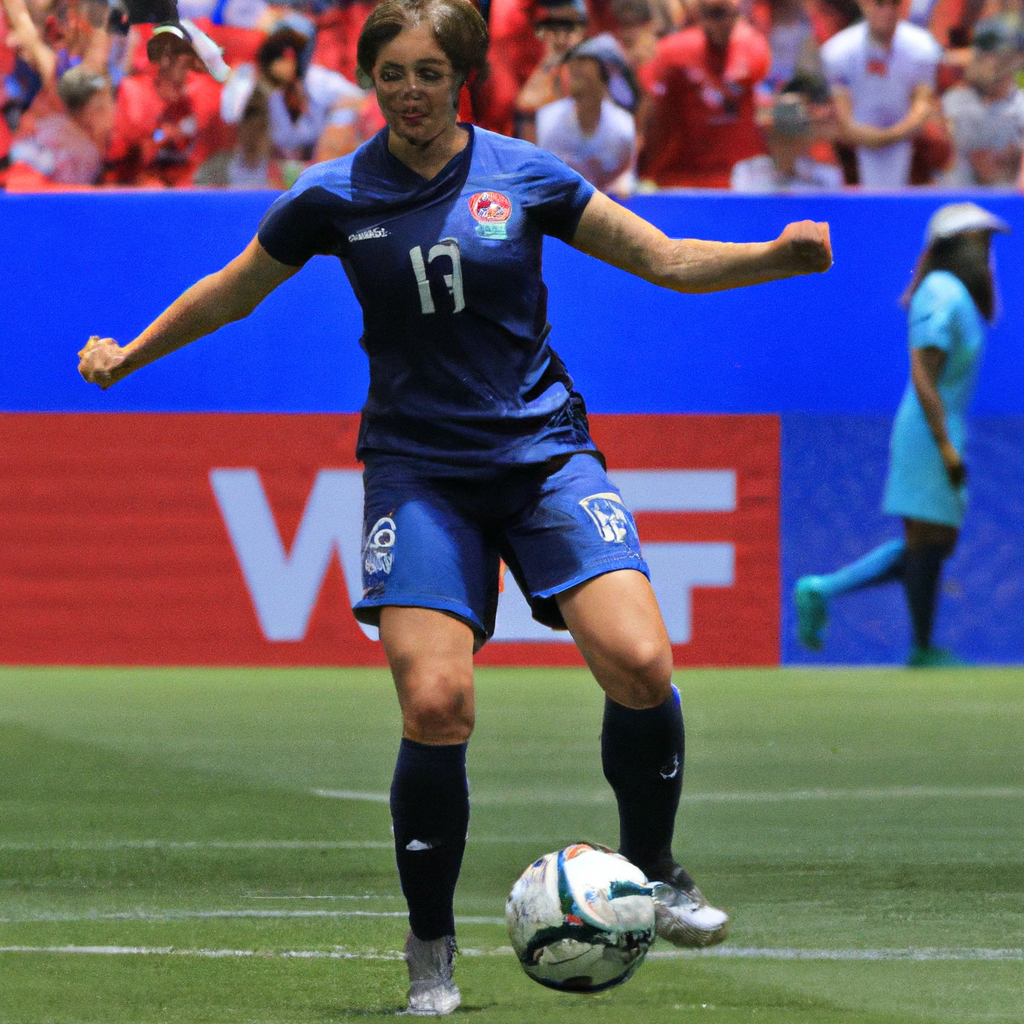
[4,190,1022,663]
[4,190,1023,414]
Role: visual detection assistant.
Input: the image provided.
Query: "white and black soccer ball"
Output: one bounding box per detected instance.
[505,842,656,993]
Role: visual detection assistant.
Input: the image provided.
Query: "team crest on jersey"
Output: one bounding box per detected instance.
[579,493,633,544]
[469,191,512,239]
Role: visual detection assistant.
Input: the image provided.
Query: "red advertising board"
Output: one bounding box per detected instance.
[0,414,779,666]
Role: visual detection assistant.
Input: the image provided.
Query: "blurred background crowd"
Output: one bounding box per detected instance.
[2,0,1023,191]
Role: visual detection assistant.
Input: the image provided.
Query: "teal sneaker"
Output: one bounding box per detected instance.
[794,576,828,651]
[907,647,970,668]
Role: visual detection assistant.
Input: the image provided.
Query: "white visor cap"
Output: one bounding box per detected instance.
[926,202,1011,244]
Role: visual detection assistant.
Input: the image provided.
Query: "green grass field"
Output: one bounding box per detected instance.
[1,666,1021,1023]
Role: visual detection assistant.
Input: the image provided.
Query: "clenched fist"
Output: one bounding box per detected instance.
[776,221,833,276]
[78,336,131,389]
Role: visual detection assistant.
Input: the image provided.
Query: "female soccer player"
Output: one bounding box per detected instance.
[79,0,831,1012]
[795,202,1009,668]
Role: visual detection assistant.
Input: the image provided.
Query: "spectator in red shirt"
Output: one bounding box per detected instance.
[106,44,225,185]
[637,0,770,187]
[311,0,378,84]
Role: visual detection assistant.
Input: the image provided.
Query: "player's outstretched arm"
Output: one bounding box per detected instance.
[570,191,832,294]
[79,238,300,389]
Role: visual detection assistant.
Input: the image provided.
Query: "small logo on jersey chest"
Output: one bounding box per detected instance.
[348,227,390,242]
[469,191,512,239]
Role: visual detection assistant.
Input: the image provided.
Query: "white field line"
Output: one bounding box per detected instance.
[0,840,393,851]
[0,837,549,852]
[0,910,508,924]
[314,786,1024,805]
[648,947,1024,962]
[1,944,1021,963]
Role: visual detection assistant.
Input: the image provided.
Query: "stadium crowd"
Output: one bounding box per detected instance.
[2,0,1023,191]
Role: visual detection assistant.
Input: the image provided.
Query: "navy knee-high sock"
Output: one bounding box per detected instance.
[601,686,684,883]
[390,739,469,941]
[902,544,949,649]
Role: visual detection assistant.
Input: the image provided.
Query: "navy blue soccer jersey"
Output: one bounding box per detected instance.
[257,125,598,472]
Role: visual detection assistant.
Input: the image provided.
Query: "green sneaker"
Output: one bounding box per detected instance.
[794,576,828,651]
[907,647,970,668]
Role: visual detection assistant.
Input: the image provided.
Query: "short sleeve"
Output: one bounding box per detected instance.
[909,271,965,352]
[257,184,345,267]
[820,34,851,89]
[517,145,597,241]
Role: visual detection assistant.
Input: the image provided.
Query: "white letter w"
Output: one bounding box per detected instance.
[209,469,366,641]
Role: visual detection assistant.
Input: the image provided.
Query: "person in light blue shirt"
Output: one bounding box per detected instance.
[795,202,1010,668]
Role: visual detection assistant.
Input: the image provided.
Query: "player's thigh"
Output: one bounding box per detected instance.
[557,568,673,710]
[501,453,648,632]
[380,605,477,744]
[353,457,502,648]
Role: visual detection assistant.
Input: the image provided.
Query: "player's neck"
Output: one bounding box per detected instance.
[387,123,469,180]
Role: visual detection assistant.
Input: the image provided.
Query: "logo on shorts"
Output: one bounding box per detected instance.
[364,516,397,576]
[469,191,512,239]
[579,492,632,544]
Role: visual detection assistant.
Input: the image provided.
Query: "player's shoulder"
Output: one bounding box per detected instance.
[287,154,358,201]
[893,21,942,60]
[470,125,570,175]
[285,130,385,201]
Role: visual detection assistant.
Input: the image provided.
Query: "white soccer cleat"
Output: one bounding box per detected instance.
[652,881,729,948]
[402,933,461,1016]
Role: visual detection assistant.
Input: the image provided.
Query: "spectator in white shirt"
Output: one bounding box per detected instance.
[822,0,942,188]
[220,19,364,162]
[536,35,637,192]
[731,76,845,190]
[941,17,1024,187]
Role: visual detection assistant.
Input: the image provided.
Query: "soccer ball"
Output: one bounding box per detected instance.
[505,842,656,993]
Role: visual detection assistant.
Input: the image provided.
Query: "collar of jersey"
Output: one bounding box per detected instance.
[380,122,476,192]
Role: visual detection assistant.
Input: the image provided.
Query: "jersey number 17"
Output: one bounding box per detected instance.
[409,239,465,314]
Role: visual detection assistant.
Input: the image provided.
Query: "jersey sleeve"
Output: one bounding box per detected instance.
[257,184,346,267]
[820,33,851,90]
[517,145,597,242]
[909,271,964,351]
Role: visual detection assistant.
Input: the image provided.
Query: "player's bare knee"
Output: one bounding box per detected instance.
[401,674,475,744]
[604,638,673,709]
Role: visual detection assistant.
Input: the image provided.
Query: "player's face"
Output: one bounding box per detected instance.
[373,23,460,149]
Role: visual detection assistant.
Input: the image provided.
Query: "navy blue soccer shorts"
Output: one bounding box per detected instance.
[352,452,650,647]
